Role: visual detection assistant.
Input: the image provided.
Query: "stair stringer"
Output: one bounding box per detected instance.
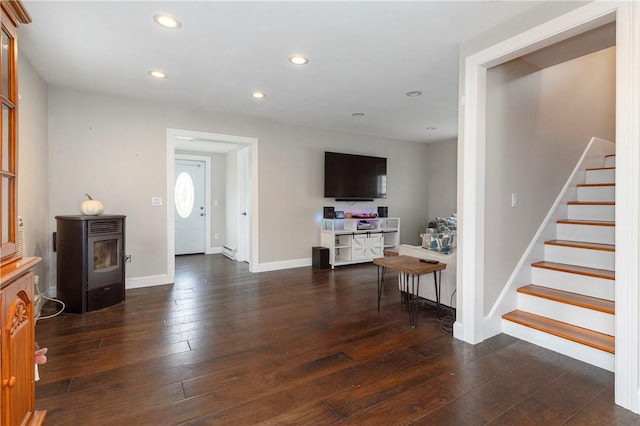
[482,137,615,338]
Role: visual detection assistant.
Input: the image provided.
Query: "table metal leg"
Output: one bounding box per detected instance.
[413,273,420,328]
[433,269,442,319]
[377,265,383,312]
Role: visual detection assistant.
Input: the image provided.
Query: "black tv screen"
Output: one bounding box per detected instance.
[324,152,387,200]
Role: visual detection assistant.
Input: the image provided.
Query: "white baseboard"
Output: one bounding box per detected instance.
[254,257,311,272]
[206,246,223,255]
[126,274,173,289]
[453,321,464,340]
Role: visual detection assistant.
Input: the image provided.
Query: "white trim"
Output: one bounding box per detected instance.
[126,274,172,289]
[205,246,223,255]
[166,129,260,282]
[254,258,311,273]
[460,0,639,412]
[175,154,211,254]
[237,147,250,263]
[614,0,640,413]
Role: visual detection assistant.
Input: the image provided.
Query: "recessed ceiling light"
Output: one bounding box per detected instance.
[153,14,182,29]
[251,91,266,99]
[148,70,167,79]
[426,127,438,131]
[289,55,309,65]
[352,112,365,117]
[406,90,423,97]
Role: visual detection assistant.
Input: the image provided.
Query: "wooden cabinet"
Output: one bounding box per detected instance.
[0,1,45,424]
[0,259,44,426]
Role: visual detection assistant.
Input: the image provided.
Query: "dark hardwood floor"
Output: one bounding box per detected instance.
[35,254,639,425]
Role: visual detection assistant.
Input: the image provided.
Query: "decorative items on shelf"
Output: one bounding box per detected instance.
[421,214,457,254]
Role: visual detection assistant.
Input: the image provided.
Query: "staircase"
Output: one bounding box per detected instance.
[502,153,616,371]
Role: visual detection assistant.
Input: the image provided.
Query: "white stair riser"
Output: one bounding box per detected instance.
[585,168,615,184]
[517,293,614,335]
[556,223,615,245]
[604,156,616,168]
[531,267,614,300]
[567,204,615,221]
[577,185,615,202]
[544,245,614,271]
[502,320,614,372]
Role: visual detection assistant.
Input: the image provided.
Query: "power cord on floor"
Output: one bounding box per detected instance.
[440,289,456,335]
[35,278,65,321]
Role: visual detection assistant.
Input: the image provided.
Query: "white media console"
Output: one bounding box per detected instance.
[320,217,400,268]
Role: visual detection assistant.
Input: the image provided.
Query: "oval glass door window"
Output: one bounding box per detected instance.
[175,171,195,218]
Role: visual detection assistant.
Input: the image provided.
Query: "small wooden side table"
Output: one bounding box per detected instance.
[373,255,446,328]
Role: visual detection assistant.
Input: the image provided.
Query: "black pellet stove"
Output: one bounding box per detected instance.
[55,215,126,313]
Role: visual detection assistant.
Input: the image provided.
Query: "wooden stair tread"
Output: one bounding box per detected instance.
[532,261,615,280]
[577,183,615,187]
[518,284,614,314]
[586,166,615,171]
[567,201,615,205]
[502,310,614,354]
[545,240,615,252]
[557,219,615,227]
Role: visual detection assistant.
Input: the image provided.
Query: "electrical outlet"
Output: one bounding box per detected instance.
[151,196,163,207]
[511,193,518,208]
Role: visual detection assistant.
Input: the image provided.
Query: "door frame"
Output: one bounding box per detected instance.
[166,128,260,277]
[175,154,211,255]
[458,0,639,412]
[236,146,250,263]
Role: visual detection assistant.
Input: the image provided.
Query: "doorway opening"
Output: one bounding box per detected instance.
[458,1,638,412]
[166,128,259,281]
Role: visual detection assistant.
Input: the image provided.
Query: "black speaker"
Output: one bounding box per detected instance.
[312,246,330,269]
[323,206,335,219]
[377,206,388,218]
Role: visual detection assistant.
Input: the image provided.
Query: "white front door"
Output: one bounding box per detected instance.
[175,159,206,255]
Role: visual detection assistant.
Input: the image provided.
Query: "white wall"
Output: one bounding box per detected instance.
[425,138,457,222]
[17,54,50,293]
[45,87,431,284]
[483,46,615,313]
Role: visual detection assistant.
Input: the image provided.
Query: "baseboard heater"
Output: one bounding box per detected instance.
[222,245,236,260]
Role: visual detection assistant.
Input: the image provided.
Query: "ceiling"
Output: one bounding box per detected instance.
[18,1,542,143]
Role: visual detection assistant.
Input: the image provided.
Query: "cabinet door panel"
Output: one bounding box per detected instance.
[1,272,35,426]
[366,234,384,258]
[351,235,367,260]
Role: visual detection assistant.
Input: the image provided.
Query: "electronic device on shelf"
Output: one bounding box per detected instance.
[323,206,335,219]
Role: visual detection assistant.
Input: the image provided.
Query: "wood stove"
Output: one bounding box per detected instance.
[55,215,126,313]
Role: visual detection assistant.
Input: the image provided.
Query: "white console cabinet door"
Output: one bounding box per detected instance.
[351,235,368,260]
[352,233,384,260]
[367,233,384,258]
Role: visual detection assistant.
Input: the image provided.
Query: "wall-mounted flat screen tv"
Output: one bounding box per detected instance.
[324,151,387,201]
